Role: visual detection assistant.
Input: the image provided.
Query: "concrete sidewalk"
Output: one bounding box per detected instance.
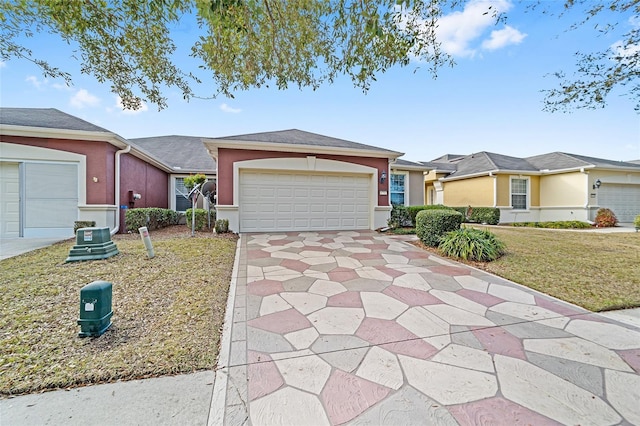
[0,372,215,426]
[0,237,71,260]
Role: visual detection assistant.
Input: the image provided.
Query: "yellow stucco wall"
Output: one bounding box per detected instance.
[495,174,540,207]
[443,176,494,206]
[539,172,585,206]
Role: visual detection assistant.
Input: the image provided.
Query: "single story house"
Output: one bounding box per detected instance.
[203,130,403,232]
[423,151,640,223]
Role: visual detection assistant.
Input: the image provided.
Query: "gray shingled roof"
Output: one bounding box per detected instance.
[446,152,537,178]
[213,129,398,154]
[0,108,111,133]
[392,158,430,169]
[129,136,217,172]
[526,152,640,171]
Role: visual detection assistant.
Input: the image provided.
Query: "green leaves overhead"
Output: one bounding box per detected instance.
[1,0,452,109]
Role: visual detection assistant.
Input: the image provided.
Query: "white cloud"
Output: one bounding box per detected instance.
[25,75,47,89]
[70,89,101,109]
[220,103,242,113]
[435,0,524,58]
[115,96,148,115]
[481,25,527,50]
[0,61,6,69]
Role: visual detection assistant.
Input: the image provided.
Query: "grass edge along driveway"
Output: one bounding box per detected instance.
[0,228,237,396]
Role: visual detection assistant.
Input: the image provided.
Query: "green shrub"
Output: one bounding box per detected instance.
[186,208,209,231]
[183,173,207,191]
[406,205,452,226]
[416,209,463,247]
[391,227,416,235]
[438,227,506,262]
[73,221,96,234]
[215,219,229,233]
[634,214,640,230]
[595,208,618,227]
[125,208,179,232]
[450,206,500,225]
[388,205,412,228]
[511,221,592,229]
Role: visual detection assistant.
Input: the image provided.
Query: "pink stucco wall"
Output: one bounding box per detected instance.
[217,148,390,206]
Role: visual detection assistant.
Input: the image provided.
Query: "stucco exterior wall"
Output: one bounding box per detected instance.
[119,154,169,232]
[217,148,390,207]
[443,176,494,206]
[496,175,510,206]
[408,170,425,205]
[0,135,117,205]
[539,172,585,207]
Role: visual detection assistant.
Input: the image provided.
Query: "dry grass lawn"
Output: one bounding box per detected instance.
[455,226,640,312]
[0,226,237,396]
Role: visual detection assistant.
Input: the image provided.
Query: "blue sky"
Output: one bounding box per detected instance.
[1,0,639,162]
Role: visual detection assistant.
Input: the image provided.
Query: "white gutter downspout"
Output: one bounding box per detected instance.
[112,145,131,235]
[489,172,497,207]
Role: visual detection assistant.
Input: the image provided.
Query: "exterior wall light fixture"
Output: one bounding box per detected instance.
[380,170,387,184]
[593,179,602,190]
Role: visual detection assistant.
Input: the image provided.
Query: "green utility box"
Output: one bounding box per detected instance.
[65,227,119,262]
[78,280,113,337]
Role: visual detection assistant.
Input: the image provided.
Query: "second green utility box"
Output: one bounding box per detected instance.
[78,280,113,337]
[65,227,119,263]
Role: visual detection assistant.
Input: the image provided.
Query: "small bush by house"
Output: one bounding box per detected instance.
[416,209,463,247]
[450,206,500,225]
[388,205,412,228]
[595,208,618,228]
[73,221,96,234]
[634,214,640,230]
[215,219,230,233]
[125,208,180,232]
[186,208,211,231]
[438,227,506,262]
[406,205,452,226]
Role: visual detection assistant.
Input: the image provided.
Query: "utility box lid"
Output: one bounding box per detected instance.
[66,227,119,262]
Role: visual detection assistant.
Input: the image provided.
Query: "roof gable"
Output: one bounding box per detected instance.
[0,108,110,133]
[213,129,398,155]
[129,135,216,172]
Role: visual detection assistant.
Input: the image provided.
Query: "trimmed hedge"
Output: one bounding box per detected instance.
[406,205,452,226]
[450,206,500,225]
[215,218,230,233]
[388,205,412,228]
[511,221,592,229]
[125,208,180,232]
[416,209,463,247]
[186,208,212,231]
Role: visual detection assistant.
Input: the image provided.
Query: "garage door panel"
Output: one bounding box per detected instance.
[599,184,640,222]
[239,170,371,232]
[0,162,20,238]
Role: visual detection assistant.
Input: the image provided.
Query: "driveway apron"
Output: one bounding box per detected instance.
[214,231,640,425]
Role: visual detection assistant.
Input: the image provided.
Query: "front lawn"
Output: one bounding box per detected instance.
[420,226,640,312]
[0,227,237,396]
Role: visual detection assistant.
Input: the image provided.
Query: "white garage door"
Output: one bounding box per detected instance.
[0,162,20,238]
[23,162,78,237]
[599,183,640,222]
[239,171,371,232]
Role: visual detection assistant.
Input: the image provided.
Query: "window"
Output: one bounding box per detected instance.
[390,173,406,205]
[175,177,191,212]
[511,178,528,210]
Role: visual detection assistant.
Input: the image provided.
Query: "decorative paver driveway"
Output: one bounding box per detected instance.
[215,231,640,425]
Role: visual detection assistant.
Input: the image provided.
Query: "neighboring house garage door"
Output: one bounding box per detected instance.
[599,183,640,222]
[239,171,370,232]
[0,162,20,238]
[23,163,79,237]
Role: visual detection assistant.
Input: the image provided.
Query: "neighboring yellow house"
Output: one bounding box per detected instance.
[422,152,640,223]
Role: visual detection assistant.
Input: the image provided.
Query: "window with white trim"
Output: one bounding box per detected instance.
[175,177,191,212]
[390,173,407,205]
[511,177,528,210]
